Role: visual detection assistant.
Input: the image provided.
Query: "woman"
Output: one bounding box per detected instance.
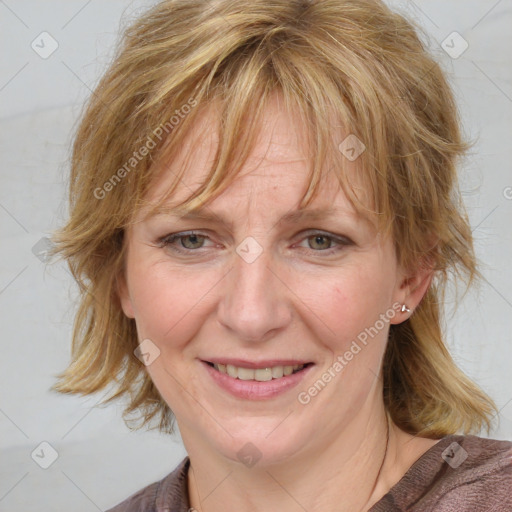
[50,0,512,510]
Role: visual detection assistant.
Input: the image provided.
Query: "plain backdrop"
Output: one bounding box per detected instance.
[1,1,511,510]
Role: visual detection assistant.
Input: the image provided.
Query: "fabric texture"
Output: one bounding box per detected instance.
[106,434,512,511]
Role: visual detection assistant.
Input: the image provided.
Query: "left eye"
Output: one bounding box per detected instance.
[303,234,336,251]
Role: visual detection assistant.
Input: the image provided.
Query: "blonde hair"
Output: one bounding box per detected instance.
[51,0,497,437]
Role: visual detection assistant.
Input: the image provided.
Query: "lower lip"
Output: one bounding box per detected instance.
[201,361,313,400]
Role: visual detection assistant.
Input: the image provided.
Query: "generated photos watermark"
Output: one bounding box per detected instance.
[94,97,197,200]
[297,302,402,405]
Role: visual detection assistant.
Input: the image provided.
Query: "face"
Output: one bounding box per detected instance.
[119,96,419,466]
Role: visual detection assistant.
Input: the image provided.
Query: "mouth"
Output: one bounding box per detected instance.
[201,359,314,400]
[204,361,313,382]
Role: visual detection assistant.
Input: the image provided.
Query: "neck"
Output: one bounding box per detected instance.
[184,406,417,512]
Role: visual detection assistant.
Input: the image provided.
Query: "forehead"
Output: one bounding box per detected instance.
[140,94,369,223]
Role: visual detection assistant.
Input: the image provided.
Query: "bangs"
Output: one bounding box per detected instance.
[133,36,382,233]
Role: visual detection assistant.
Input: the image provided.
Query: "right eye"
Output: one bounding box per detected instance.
[158,231,213,253]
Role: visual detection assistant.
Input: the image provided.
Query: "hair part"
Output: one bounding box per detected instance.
[50,0,497,436]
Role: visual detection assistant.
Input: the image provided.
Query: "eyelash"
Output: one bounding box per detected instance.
[157,230,353,256]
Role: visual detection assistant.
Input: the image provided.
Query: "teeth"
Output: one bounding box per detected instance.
[254,368,273,381]
[283,365,293,376]
[238,367,255,380]
[213,363,305,381]
[271,366,284,378]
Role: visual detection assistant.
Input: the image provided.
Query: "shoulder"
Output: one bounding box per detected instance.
[373,434,512,512]
[434,435,512,510]
[105,457,190,512]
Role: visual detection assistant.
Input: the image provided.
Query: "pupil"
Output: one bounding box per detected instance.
[183,234,201,248]
[313,235,329,249]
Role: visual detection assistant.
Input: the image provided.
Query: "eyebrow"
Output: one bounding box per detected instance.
[146,206,355,227]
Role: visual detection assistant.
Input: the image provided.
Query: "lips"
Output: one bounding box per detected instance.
[202,359,313,399]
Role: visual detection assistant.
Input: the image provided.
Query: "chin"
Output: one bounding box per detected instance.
[209,420,309,468]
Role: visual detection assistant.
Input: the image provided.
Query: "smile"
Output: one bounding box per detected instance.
[202,360,313,399]
[211,363,306,381]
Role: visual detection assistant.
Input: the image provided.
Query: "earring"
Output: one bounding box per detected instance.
[401,304,411,313]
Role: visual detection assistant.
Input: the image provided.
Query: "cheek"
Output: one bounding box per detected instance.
[126,256,221,349]
[307,264,394,354]
[303,273,395,407]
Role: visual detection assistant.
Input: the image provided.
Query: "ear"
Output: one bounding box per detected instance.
[115,270,136,319]
[390,256,434,325]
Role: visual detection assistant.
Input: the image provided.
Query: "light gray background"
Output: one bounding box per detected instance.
[1,1,511,510]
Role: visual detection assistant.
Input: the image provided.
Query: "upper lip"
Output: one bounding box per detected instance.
[203,358,312,369]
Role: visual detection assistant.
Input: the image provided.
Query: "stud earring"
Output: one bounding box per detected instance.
[401,304,411,313]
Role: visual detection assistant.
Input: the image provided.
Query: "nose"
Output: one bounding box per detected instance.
[216,244,292,343]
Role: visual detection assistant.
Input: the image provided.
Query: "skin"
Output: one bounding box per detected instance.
[118,94,440,511]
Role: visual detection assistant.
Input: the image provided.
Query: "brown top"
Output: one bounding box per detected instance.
[106,434,512,511]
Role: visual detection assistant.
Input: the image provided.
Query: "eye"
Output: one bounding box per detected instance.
[177,233,206,249]
[156,230,353,257]
[158,231,212,253]
[307,234,333,250]
[297,231,353,255]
